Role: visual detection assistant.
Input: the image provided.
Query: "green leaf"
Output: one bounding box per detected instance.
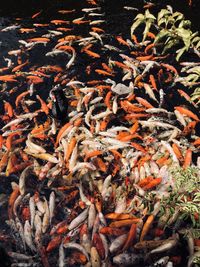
[143,21,152,41]
[163,39,179,53]
[154,29,171,44]
[173,11,184,21]
[130,19,144,36]
[158,9,171,22]
[158,17,167,26]
[191,32,199,39]
[176,47,187,61]
[196,40,200,49]
[176,28,191,38]
[167,16,175,25]
[176,28,191,49]
[145,9,156,20]
[135,13,144,20]
[185,74,199,82]
[187,66,200,75]
[179,20,191,29]
[191,36,200,46]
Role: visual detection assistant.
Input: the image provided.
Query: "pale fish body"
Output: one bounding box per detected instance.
[103,186,112,202]
[101,175,112,199]
[38,161,52,180]
[15,217,26,249]
[24,150,59,163]
[67,227,80,238]
[122,70,132,81]
[105,44,122,52]
[143,162,151,177]
[90,246,101,267]
[13,195,23,217]
[158,165,170,185]
[45,50,65,57]
[79,127,93,138]
[99,232,109,259]
[88,12,105,17]
[150,160,159,176]
[149,238,178,255]
[58,243,65,267]
[82,7,101,12]
[139,120,181,131]
[91,109,112,120]
[49,191,55,223]
[112,96,118,114]
[19,166,33,195]
[161,141,179,164]
[85,105,95,127]
[24,220,36,251]
[69,143,78,172]
[64,242,89,261]
[109,234,127,253]
[66,50,76,69]
[79,183,91,206]
[109,126,130,132]
[89,32,103,45]
[153,256,169,266]
[58,125,73,143]
[146,108,173,114]
[71,162,96,173]
[133,184,146,197]
[66,126,77,142]
[88,204,96,230]
[95,120,100,134]
[36,200,45,214]
[81,233,91,254]
[68,208,89,231]
[152,201,161,216]
[102,137,129,147]
[98,212,107,226]
[134,167,140,183]
[29,196,35,228]
[99,131,116,137]
[139,165,146,180]
[143,82,158,102]
[42,199,50,233]
[70,112,83,123]
[17,112,38,119]
[92,214,100,240]
[61,138,68,161]
[166,262,173,267]
[89,20,105,25]
[34,212,42,244]
[174,110,187,127]
[115,196,126,213]
[113,252,142,266]
[8,252,34,261]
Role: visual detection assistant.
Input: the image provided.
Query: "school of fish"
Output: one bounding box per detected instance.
[0,0,200,266]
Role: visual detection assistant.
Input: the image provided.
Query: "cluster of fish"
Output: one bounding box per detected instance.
[0,0,200,266]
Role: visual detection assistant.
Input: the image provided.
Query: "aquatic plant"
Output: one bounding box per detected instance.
[130,9,156,42]
[191,87,200,106]
[170,166,199,193]
[176,64,200,106]
[157,167,200,229]
[131,6,200,61]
